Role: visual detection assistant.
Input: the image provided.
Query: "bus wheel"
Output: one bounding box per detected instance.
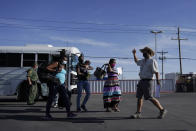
[41,96,48,101]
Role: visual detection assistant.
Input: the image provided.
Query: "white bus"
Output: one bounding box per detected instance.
[0,44,81,100]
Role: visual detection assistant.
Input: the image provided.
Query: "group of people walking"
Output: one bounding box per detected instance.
[26,46,167,120]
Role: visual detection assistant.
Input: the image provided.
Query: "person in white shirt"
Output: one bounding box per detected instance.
[131,47,167,119]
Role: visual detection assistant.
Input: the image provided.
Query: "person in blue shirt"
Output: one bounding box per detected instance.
[45,56,76,119]
[56,64,66,85]
[52,64,67,107]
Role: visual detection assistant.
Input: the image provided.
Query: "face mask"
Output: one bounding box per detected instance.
[111,63,116,67]
[143,53,148,58]
[63,61,67,64]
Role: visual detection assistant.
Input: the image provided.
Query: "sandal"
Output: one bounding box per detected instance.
[112,108,120,112]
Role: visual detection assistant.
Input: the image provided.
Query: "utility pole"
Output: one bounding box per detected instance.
[150,30,162,60]
[171,27,188,75]
[157,50,168,86]
[122,67,124,80]
[66,41,69,47]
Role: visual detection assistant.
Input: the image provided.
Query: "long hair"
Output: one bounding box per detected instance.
[84,60,91,65]
[109,58,116,64]
[52,55,60,62]
[78,54,84,63]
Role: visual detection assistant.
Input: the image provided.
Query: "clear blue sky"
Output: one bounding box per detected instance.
[0,0,196,79]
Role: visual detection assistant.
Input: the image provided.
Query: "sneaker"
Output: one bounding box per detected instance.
[158,109,168,119]
[130,112,142,119]
[77,108,81,112]
[58,106,64,109]
[112,107,120,112]
[81,105,88,112]
[53,103,58,108]
[67,112,77,118]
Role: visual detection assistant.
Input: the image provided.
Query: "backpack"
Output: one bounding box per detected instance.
[37,62,60,86]
[37,62,49,83]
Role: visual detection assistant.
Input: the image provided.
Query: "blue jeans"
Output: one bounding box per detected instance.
[77,81,90,109]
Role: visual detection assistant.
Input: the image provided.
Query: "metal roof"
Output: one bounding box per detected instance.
[0,44,81,54]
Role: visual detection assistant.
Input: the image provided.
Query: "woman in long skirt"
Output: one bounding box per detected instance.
[103,59,122,112]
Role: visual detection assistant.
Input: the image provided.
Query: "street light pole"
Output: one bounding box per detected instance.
[150,30,162,60]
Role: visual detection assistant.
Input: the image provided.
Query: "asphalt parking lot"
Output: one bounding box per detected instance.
[0,93,196,131]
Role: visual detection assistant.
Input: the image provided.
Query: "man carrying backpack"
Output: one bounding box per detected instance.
[45,54,76,119]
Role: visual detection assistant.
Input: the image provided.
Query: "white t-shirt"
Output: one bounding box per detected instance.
[137,58,159,79]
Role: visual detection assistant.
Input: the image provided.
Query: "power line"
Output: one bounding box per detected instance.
[0,22,151,32]
[3,16,196,35]
[0,16,177,28]
[166,57,196,60]
[85,56,134,59]
[1,17,189,36]
[0,22,176,34]
[0,23,154,34]
[0,25,147,33]
[0,25,149,34]
[85,55,196,61]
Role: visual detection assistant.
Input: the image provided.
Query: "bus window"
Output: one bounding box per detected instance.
[38,54,49,64]
[51,55,60,63]
[0,53,21,67]
[0,53,6,67]
[71,54,78,71]
[23,53,35,67]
